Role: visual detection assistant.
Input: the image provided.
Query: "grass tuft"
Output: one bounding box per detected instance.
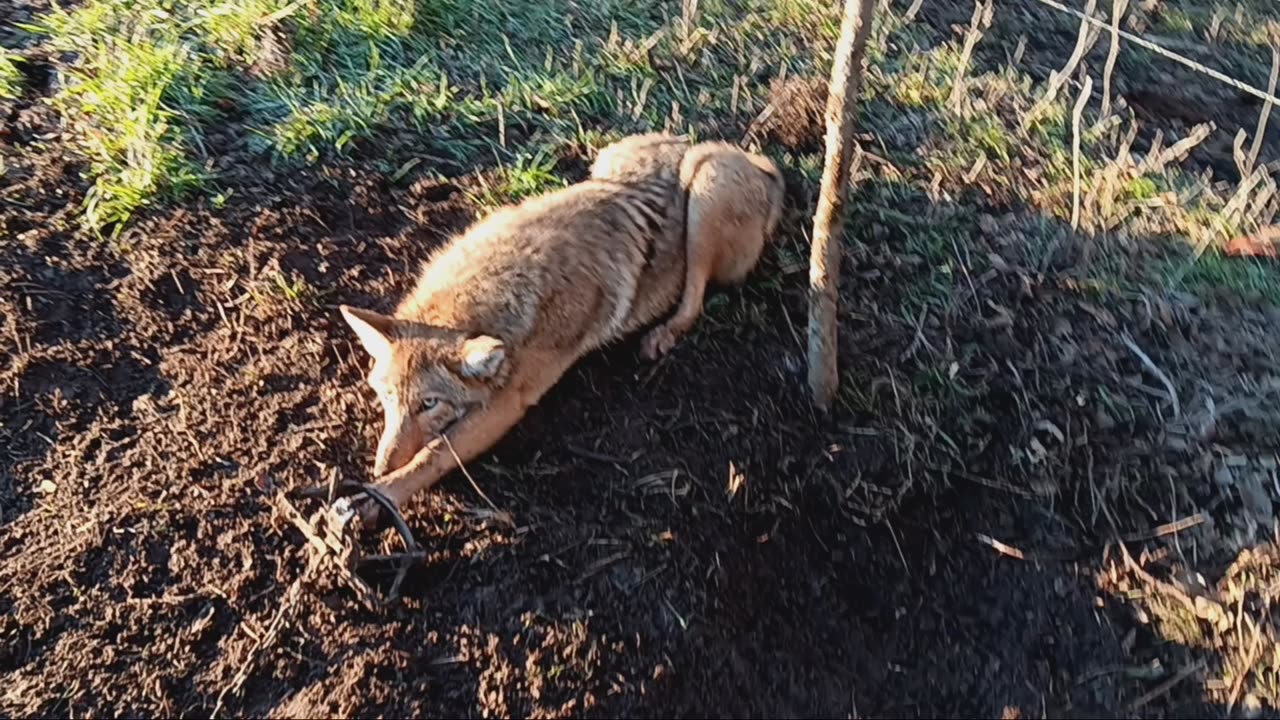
[0,49,22,101]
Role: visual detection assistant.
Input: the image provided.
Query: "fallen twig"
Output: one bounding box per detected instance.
[886,518,910,574]
[948,0,994,110]
[903,0,924,23]
[1127,659,1205,711]
[276,491,345,556]
[1244,44,1280,179]
[1119,513,1206,543]
[1027,0,1280,106]
[1116,541,1201,618]
[1120,333,1180,420]
[976,533,1027,560]
[1099,0,1129,120]
[1024,0,1099,128]
[1071,73,1094,230]
[1226,609,1267,715]
[439,433,511,526]
[926,463,1038,499]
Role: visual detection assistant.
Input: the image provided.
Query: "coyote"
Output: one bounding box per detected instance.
[336,133,784,526]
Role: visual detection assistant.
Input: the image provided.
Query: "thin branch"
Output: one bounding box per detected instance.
[1072,72,1094,230]
[807,0,877,410]
[1024,0,1099,128]
[1245,43,1280,179]
[435,427,504,517]
[903,0,924,23]
[1127,660,1207,711]
[1120,333,1180,420]
[948,0,995,110]
[1100,0,1129,120]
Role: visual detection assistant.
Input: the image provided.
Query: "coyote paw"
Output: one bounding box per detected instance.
[331,487,401,535]
[641,325,679,360]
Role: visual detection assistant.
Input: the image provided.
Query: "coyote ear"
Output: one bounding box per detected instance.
[340,305,396,364]
[459,335,506,379]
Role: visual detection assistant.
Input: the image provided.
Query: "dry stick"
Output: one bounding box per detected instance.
[1224,165,1269,226]
[1117,541,1200,618]
[254,0,305,26]
[903,0,924,23]
[682,0,699,27]
[1071,72,1094,231]
[947,0,995,110]
[1140,127,1216,267]
[1099,0,1129,120]
[1208,8,1224,45]
[277,492,344,556]
[1118,512,1206,542]
[1127,659,1207,711]
[925,462,1038,498]
[1030,0,1280,106]
[1226,609,1267,715]
[1244,44,1280,181]
[976,533,1027,560]
[1024,0,1099,129]
[1120,332,1180,420]
[1143,123,1214,175]
[1010,34,1027,68]
[438,432,507,519]
[807,0,876,411]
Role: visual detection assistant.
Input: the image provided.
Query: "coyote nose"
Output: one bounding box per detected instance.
[374,421,418,477]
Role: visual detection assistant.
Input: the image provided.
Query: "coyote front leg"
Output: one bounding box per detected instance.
[351,352,573,527]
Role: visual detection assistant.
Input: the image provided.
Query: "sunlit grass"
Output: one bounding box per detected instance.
[12,0,1280,313]
[468,148,568,210]
[0,48,22,101]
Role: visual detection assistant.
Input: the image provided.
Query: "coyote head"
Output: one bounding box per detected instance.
[339,305,509,476]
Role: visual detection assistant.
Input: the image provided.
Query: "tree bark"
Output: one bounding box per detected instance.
[807,0,876,411]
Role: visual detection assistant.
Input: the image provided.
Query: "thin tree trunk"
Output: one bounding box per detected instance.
[808,0,875,411]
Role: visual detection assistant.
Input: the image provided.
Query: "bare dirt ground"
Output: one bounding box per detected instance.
[5,1,1280,718]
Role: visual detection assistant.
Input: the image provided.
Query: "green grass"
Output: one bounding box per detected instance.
[1166,251,1280,305]
[1158,9,1196,34]
[24,0,841,234]
[31,0,240,232]
[28,0,626,231]
[12,0,1280,309]
[0,49,21,101]
[468,148,569,210]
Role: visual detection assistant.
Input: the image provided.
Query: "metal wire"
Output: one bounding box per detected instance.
[1027,0,1280,106]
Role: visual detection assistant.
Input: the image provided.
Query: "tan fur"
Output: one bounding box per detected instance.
[338,133,784,523]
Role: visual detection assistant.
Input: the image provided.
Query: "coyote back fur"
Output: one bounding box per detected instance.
[338,133,785,524]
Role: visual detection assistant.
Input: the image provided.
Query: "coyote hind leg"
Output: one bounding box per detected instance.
[640,150,775,360]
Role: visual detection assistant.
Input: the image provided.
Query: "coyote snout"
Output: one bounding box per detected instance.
[340,305,508,476]
[336,133,784,527]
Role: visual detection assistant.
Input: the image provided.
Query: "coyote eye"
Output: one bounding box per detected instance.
[421,397,441,412]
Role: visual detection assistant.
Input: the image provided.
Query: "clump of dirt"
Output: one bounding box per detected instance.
[753,75,828,153]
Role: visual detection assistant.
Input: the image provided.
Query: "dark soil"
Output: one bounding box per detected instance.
[5,9,1280,719]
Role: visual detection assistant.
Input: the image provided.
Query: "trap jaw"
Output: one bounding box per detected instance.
[295,480,426,605]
